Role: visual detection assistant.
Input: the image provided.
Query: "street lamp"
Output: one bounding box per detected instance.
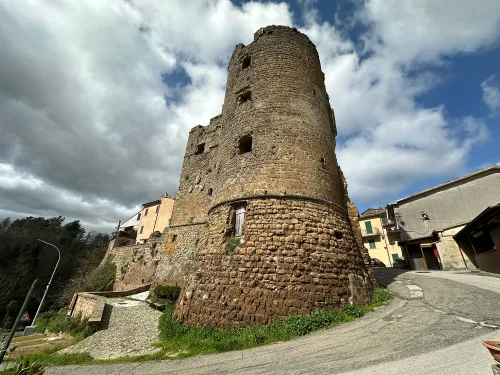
[31,239,61,326]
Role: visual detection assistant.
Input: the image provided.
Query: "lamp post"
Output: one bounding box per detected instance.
[31,239,61,326]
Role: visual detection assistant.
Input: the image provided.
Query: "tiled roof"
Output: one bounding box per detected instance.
[360,208,385,218]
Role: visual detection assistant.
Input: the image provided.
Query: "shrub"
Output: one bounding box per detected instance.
[153,285,181,303]
[35,311,96,341]
[0,359,43,375]
[226,236,240,254]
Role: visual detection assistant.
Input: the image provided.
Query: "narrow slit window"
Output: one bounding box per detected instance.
[238,135,252,154]
[145,208,148,216]
[195,143,205,155]
[235,206,246,238]
[172,234,177,242]
[242,56,251,70]
[140,226,144,234]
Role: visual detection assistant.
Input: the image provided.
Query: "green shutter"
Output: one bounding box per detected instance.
[389,239,395,245]
[369,239,376,249]
[365,221,373,234]
[392,253,399,263]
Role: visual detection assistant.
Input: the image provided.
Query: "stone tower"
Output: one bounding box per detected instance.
[174,26,373,328]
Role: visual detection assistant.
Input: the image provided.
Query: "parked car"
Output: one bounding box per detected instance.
[370,258,386,267]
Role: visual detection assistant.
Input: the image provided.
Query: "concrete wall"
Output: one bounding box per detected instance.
[393,170,500,242]
[72,293,106,324]
[435,225,475,270]
[475,250,500,273]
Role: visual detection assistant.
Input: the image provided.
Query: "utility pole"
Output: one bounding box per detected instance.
[112,220,121,249]
[31,240,61,326]
[0,279,37,364]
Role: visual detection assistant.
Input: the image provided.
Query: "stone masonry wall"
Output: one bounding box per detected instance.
[211,26,343,207]
[176,198,372,328]
[170,116,221,226]
[109,224,206,291]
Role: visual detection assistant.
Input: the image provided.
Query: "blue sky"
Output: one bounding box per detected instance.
[0,0,499,231]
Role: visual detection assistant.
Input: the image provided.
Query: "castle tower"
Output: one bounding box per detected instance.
[175,26,373,328]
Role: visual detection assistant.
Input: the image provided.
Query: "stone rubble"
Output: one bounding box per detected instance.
[60,298,162,360]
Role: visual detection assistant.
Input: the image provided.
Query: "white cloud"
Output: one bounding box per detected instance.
[0,0,498,230]
[481,75,500,113]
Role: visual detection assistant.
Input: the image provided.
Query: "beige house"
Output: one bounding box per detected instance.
[385,165,500,271]
[136,194,174,243]
[359,208,403,267]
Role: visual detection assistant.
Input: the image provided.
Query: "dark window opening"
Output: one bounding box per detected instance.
[238,135,252,154]
[172,234,177,242]
[140,226,144,234]
[195,143,205,155]
[185,175,189,180]
[145,208,148,216]
[320,157,327,168]
[208,188,213,196]
[137,213,141,221]
[238,90,251,104]
[242,56,251,70]
[334,230,343,240]
[313,89,316,96]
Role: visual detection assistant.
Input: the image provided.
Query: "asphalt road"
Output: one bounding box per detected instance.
[46,269,500,375]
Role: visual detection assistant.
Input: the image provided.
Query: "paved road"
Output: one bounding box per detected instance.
[46,269,500,375]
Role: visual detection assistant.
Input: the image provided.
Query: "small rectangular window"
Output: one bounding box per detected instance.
[145,208,148,216]
[369,239,376,249]
[389,239,395,245]
[238,90,251,103]
[195,143,205,155]
[137,213,141,221]
[238,135,252,154]
[235,206,246,237]
[140,226,144,234]
[365,221,373,234]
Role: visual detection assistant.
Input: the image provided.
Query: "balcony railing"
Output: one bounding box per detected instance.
[361,227,382,236]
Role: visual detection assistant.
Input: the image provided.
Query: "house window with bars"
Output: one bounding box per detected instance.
[234,206,246,238]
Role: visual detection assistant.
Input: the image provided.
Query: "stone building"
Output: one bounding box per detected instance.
[171,25,372,328]
[107,25,373,328]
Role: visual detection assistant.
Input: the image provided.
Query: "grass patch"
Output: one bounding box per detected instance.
[35,311,96,341]
[158,287,392,357]
[8,287,392,368]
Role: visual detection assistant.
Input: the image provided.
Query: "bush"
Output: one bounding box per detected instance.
[225,236,240,254]
[153,285,181,303]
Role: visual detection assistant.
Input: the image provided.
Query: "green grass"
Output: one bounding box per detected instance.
[34,311,96,341]
[7,287,392,368]
[158,287,392,357]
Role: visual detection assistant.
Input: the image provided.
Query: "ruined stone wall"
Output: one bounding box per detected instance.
[170,116,221,226]
[109,223,206,291]
[176,197,372,328]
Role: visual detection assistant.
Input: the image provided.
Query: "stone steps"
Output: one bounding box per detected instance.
[6,334,74,357]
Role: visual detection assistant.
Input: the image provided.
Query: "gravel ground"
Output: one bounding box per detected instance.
[60,299,162,360]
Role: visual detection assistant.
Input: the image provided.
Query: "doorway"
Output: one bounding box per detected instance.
[421,246,441,270]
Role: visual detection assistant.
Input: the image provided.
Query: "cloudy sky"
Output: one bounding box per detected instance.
[1,0,499,234]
